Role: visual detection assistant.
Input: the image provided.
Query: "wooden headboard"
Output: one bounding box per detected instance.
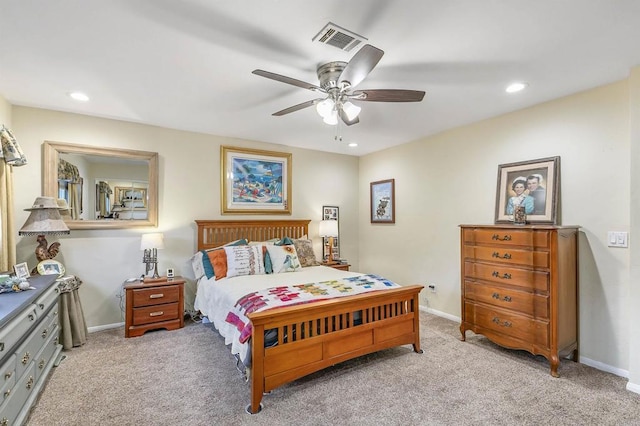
[195,220,310,250]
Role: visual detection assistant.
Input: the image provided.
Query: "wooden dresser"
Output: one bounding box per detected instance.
[459,225,579,377]
[124,277,185,338]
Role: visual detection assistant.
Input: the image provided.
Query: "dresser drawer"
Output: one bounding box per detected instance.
[0,362,36,426]
[0,306,38,361]
[14,311,53,379]
[34,283,61,315]
[132,302,179,326]
[464,302,549,347]
[0,355,16,405]
[463,228,550,248]
[464,261,549,292]
[464,281,549,318]
[463,245,549,268]
[34,325,59,383]
[131,285,180,308]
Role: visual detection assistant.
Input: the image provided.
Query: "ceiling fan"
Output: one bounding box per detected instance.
[252,44,425,126]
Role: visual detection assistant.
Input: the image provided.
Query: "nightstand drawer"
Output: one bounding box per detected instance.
[132,303,179,326]
[131,285,180,307]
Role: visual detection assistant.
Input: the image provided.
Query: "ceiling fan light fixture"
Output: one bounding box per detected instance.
[342,101,361,121]
[323,110,338,125]
[316,98,335,118]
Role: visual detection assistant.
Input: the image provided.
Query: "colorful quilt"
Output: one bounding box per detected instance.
[225,274,400,343]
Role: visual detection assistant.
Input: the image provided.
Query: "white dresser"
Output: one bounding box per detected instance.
[0,275,62,425]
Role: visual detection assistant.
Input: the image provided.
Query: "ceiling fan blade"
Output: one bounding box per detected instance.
[351,89,425,102]
[272,99,320,116]
[338,108,359,126]
[338,44,384,89]
[253,69,323,92]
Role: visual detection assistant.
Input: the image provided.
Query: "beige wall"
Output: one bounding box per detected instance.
[11,107,359,329]
[0,95,10,124]
[359,79,634,378]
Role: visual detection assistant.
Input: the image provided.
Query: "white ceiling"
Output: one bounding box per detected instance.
[2,1,640,156]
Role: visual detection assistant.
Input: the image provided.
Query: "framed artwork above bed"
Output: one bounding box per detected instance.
[221,146,292,215]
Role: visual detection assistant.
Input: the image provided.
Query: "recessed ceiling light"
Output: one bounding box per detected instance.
[69,91,89,102]
[505,82,528,93]
[348,143,358,148]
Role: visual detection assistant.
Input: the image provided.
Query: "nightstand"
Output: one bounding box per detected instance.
[324,263,350,271]
[124,277,185,338]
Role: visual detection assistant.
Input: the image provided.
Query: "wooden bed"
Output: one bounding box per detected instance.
[195,219,424,414]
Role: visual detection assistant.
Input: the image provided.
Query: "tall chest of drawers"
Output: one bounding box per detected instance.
[459,225,579,377]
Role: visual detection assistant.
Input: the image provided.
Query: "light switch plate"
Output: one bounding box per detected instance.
[607,231,628,248]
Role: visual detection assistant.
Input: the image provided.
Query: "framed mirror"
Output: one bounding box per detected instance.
[43,141,158,229]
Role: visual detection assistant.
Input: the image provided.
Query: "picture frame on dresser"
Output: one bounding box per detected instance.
[495,156,560,224]
[221,146,292,215]
[13,261,30,278]
[370,179,395,223]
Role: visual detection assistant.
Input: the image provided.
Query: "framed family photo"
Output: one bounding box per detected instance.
[221,146,292,214]
[370,179,395,223]
[495,156,560,224]
[13,262,30,279]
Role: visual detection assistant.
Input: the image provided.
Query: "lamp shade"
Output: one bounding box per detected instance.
[318,220,339,237]
[19,196,70,236]
[140,233,165,250]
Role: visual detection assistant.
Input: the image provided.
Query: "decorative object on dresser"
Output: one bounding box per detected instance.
[495,156,560,225]
[370,179,395,223]
[220,146,292,215]
[124,277,185,338]
[18,196,70,275]
[459,224,579,377]
[140,233,164,281]
[319,219,339,265]
[0,274,62,425]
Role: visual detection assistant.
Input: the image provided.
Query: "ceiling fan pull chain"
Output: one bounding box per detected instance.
[334,120,342,142]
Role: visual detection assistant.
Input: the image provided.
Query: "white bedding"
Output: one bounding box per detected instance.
[194,265,361,362]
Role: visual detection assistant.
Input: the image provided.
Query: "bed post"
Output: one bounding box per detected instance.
[412,291,423,354]
[248,323,265,414]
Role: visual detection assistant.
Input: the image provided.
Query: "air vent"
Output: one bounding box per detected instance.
[312,22,367,52]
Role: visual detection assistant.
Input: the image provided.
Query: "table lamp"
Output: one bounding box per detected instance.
[19,196,70,274]
[141,232,164,281]
[318,220,339,265]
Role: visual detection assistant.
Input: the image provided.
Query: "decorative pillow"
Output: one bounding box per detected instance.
[210,249,229,280]
[201,239,248,279]
[248,238,279,246]
[190,251,206,280]
[224,245,265,278]
[293,238,320,267]
[265,244,302,273]
[275,236,295,246]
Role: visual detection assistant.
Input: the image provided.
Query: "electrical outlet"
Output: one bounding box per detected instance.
[428,284,436,293]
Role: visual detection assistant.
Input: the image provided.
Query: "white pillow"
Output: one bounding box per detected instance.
[224,245,265,278]
[190,252,205,280]
[265,244,302,273]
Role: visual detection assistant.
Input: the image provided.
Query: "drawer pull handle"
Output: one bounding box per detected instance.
[491,271,512,280]
[21,352,30,365]
[149,311,164,317]
[492,234,512,241]
[39,359,46,369]
[492,251,512,259]
[492,317,512,327]
[492,293,512,302]
[28,314,35,321]
[3,389,10,398]
[149,293,164,299]
[26,376,34,390]
[4,372,12,380]
[42,328,49,338]
[38,303,45,310]
[0,342,4,352]
[1,418,8,426]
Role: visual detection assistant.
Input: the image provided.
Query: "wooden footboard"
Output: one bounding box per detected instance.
[248,284,423,414]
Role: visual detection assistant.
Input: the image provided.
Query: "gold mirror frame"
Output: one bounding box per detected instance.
[43,141,159,230]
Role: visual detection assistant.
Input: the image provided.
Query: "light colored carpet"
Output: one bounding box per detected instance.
[26,312,640,425]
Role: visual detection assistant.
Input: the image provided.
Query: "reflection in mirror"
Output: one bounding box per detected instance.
[43,141,158,230]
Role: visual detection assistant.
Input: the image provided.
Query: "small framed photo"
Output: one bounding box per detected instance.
[370,179,395,223]
[14,262,30,279]
[37,259,65,277]
[495,156,560,224]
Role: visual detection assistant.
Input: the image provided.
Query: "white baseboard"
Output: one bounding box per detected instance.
[419,305,637,389]
[88,322,124,333]
[626,381,640,395]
